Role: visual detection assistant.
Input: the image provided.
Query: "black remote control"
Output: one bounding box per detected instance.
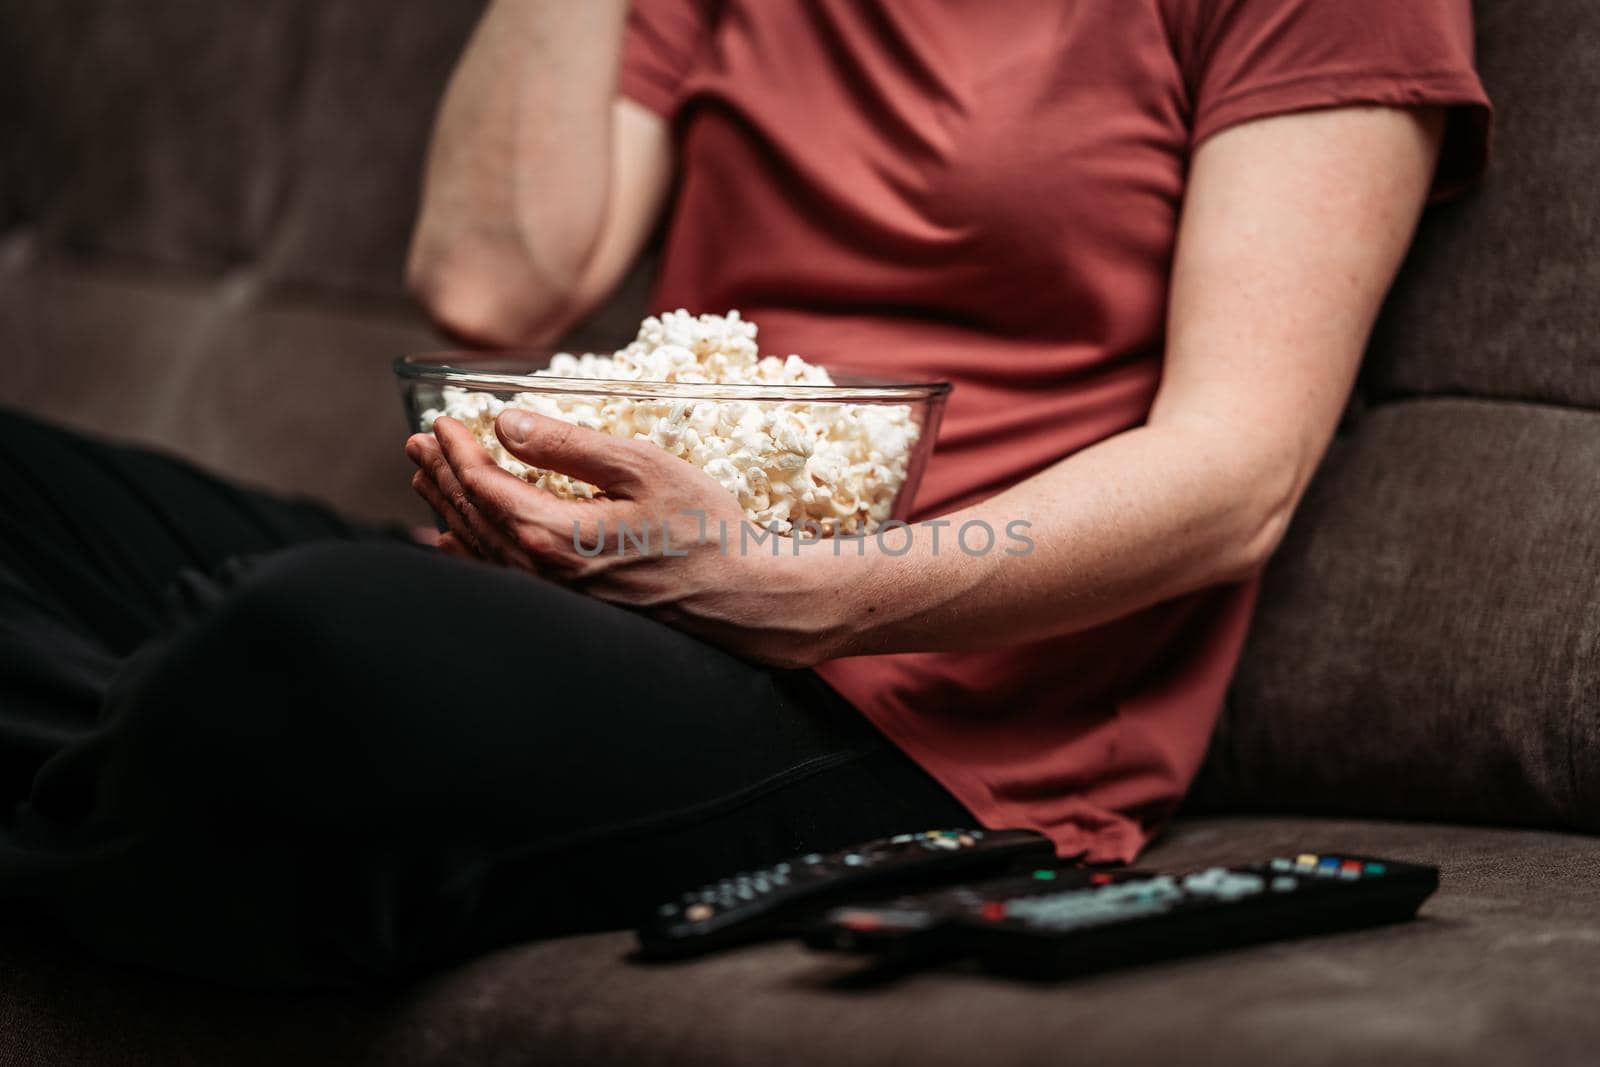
[806,865,1144,967]
[965,852,1436,977]
[636,828,1055,959]
[809,852,1437,978]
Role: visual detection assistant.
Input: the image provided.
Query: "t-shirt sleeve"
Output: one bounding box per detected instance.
[1176,0,1492,200]
[618,0,714,119]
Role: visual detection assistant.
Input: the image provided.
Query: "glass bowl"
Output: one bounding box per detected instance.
[395,352,951,537]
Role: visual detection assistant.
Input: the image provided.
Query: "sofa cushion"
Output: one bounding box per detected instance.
[1363,0,1600,410]
[2,817,1597,1067]
[1197,399,1600,829]
[1,0,306,274]
[0,0,489,301]
[0,263,434,525]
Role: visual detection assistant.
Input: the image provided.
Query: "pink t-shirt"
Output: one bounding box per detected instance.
[621,0,1490,861]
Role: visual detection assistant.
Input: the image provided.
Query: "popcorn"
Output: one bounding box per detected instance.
[421,310,918,536]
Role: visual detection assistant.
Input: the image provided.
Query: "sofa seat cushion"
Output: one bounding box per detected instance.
[3,816,1597,1067]
[1200,398,1600,831]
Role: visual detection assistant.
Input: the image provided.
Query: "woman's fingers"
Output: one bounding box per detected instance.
[434,419,556,522]
[422,466,537,571]
[432,418,599,558]
[436,532,474,559]
[409,467,477,550]
[494,410,660,497]
[407,432,537,570]
[429,418,662,584]
[407,523,444,547]
[410,466,504,565]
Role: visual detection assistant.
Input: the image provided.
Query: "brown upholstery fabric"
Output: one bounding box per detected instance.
[1,0,485,297]
[2,817,1597,1067]
[1363,0,1600,410]
[1195,400,1600,827]
[0,262,436,525]
[2,0,308,273]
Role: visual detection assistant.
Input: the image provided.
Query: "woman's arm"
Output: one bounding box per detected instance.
[407,0,673,347]
[408,104,1446,669]
[815,104,1449,656]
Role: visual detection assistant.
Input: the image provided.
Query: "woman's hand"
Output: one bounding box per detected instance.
[406,412,865,669]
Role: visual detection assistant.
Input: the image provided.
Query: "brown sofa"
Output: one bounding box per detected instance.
[2,1,1597,1064]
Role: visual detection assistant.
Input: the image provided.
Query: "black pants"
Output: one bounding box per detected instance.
[0,410,969,988]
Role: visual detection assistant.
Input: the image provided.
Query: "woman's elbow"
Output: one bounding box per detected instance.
[1228,502,1294,580]
[405,238,571,348]
[1219,463,1305,583]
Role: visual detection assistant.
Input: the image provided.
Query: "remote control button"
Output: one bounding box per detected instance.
[658,903,680,917]
[802,853,823,864]
[686,903,715,923]
[1271,876,1298,892]
[1215,873,1265,899]
[1270,858,1294,872]
[1296,853,1318,868]
[1181,867,1229,892]
[1364,862,1387,876]
[1004,883,1172,930]
[844,854,865,866]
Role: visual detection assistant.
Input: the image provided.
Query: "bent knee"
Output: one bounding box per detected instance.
[109,544,436,822]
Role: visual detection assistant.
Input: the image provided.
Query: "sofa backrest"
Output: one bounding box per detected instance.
[0,0,493,523]
[1195,0,1600,832]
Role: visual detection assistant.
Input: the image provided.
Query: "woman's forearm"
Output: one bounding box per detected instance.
[817,420,1296,659]
[408,0,630,345]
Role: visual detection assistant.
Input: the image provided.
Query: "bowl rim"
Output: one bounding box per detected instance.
[394,351,953,403]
